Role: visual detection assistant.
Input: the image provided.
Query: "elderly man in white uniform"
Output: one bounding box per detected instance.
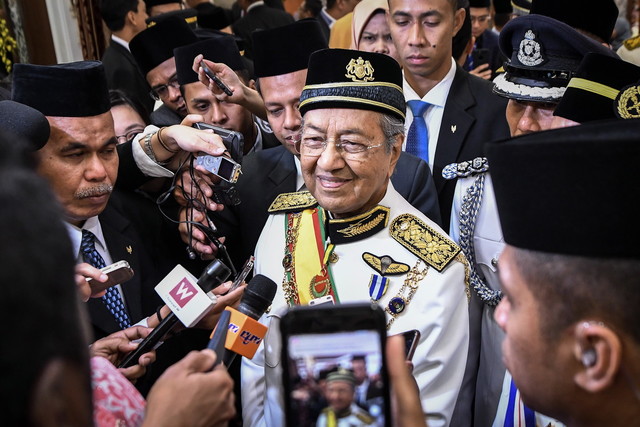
[241,48,470,427]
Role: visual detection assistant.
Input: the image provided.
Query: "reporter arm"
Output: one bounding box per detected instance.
[75,262,108,302]
[192,55,268,120]
[90,326,157,381]
[142,350,235,427]
[387,335,428,427]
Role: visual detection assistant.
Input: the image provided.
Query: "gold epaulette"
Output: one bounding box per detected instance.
[624,35,640,51]
[268,191,318,213]
[355,411,375,425]
[389,214,461,272]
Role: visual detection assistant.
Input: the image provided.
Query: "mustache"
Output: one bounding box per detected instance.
[75,184,113,199]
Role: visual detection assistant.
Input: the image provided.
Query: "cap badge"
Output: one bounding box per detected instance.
[517,30,544,67]
[615,83,640,119]
[345,57,375,82]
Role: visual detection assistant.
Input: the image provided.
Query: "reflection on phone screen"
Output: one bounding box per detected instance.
[286,330,385,426]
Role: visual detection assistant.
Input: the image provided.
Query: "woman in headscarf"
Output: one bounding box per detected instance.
[350,0,399,63]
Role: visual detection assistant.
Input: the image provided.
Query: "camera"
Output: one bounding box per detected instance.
[193,122,244,163]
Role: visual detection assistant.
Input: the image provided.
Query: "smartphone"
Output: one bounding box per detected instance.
[227,255,254,294]
[472,48,491,67]
[200,60,234,96]
[280,303,391,427]
[86,260,134,294]
[398,329,420,361]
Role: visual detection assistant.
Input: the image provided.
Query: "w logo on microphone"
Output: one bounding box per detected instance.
[169,278,197,308]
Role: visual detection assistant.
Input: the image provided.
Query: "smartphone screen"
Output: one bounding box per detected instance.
[281,304,390,427]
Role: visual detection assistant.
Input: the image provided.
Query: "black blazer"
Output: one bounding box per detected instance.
[213,146,441,271]
[102,42,154,115]
[231,5,294,59]
[85,194,163,339]
[433,66,509,228]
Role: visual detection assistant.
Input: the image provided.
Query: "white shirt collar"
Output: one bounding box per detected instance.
[111,34,130,51]
[66,216,107,259]
[402,57,457,106]
[247,1,265,12]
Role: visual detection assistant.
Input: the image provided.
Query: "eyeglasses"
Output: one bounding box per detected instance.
[149,76,180,101]
[471,15,491,24]
[115,127,145,144]
[296,133,383,159]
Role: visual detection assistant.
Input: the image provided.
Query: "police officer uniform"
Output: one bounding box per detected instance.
[448,12,616,427]
[242,49,470,427]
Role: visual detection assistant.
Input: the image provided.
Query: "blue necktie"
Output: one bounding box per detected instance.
[406,100,430,162]
[81,229,131,329]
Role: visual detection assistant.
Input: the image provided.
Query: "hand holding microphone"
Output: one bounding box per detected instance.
[119,259,231,369]
[204,274,277,367]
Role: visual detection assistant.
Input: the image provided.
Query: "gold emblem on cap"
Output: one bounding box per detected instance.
[345,57,375,82]
[126,245,132,254]
[615,84,640,119]
[517,29,544,67]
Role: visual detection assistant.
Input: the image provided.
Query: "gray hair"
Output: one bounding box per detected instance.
[379,113,404,153]
[299,111,405,153]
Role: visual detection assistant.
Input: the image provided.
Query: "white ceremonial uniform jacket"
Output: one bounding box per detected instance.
[242,182,470,427]
[316,403,376,427]
[450,173,563,427]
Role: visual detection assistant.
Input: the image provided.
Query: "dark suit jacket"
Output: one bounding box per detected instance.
[213,146,441,271]
[433,66,509,228]
[316,15,331,42]
[85,193,164,339]
[102,42,154,115]
[231,5,294,59]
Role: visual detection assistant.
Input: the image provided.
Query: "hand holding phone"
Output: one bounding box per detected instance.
[281,303,391,427]
[200,60,234,96]
[86,260,134,294]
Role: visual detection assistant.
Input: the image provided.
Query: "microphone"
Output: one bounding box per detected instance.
[0,100,50,151]
[118,260,231,369]
[221,274,277,367]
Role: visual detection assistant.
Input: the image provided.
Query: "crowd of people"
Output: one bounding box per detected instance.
[1,0,639,426]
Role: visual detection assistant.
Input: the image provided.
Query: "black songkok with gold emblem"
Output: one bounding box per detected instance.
[299,49,405,122]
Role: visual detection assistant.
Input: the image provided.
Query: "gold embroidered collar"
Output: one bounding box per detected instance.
[326,205,390,244]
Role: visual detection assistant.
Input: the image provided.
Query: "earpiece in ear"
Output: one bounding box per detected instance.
[582,348,597,367]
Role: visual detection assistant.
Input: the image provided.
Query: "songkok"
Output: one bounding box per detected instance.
[300,48,405,121]
[12,61,110,117]
[470,0,490,8]
[174,36,244,86]
[487,119,640,259]
[252,19,327,78]
[0,101,50,150]
[530,0,618,43]
[493,14,615,103]
[146,8,198,29]
[511,0,531,16]
[494,0,512,15]
[326,369,356,385]
[554,52,640,123]
[130,16,198,76]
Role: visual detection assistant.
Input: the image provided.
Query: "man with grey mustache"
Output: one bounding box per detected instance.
[11,60,228,341]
